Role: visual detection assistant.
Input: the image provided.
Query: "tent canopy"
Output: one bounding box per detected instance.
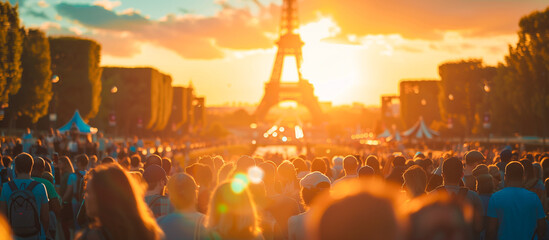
[402,116,439,139]
[377,128,402,142]
[58,110,98,134]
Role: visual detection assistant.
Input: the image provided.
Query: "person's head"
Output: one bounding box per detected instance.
[300,172,331,207]
[76,154,89,171]
[505,161,524,184]
[405,193,473,240]
[358,166,375,178]
[83,164,163,240]
[236,155,255,172]
[1,156,12,169]
[41,172,54,184]
[417,158,434,174]
[540,157,549,179]
[119,157,131,170]
[185,163,212,189]
[311,158,327,174]
[393,156,406,167]
[161,158,172,176]
[472,164,489,177]
[292,158,309,174]
[442,157,463,185]
[101,157,115,165]
[519,159,534,181]
[14,153,33,175]
[366,155,381,174]
[198,156,214,172]
[145,155,162,169]
[58,156,74,173]
[258,161,276,185]
[167,173,197,211]
[500,149,512,163]
[476,174,494,194]
[464,151,484,167]
[31,157,45,177]
[143,165,168,192]
[130,154,141,168]
[332,157,343,167]
[306,178,401,240]
[89,155,98,168]
[343,155,359,175]
[277,160,297,183]
[218,162,235,184]
[403,165,427,198]
[213,156,224,170]
[207,182,261,239]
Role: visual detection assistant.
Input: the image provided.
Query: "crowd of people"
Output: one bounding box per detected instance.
[0,130,548,240]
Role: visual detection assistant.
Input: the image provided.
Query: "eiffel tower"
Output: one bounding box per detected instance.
[254,0,323,122]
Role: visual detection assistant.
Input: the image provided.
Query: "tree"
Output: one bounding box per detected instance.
[8,29,52,123]
[49,37,102,123]
[0,2,23,106]
[490,7,549,140]
[438,60,496,136]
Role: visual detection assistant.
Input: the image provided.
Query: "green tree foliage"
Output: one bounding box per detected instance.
[95,67,174,136]
[438,60,496,135]
[489,7,549,136]
[9,29,52,123]
[49,37,102,123]
[0,2,23,105]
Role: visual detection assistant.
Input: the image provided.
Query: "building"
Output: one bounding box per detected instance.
[399,80,441,128]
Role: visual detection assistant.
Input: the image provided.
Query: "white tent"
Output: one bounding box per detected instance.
[402,116,439,139]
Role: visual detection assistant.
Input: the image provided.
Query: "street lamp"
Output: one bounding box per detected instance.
[110,86,118,137]
[49,75,60,129]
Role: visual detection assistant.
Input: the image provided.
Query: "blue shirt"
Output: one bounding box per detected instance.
[487,187,545,240]
[0,179,49,240]
[157,211,210,240]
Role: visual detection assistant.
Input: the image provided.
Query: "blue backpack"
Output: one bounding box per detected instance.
[7,181,41,237]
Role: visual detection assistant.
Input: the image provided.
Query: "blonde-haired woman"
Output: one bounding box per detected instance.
[75,164,163,240]
[207,181,263,240]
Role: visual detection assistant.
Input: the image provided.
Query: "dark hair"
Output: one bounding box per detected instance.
[2,156,12,169]
[366,155,381,174]
[167,173,197,210]
[292,158,308,173]
[311,158,327,174]
[145,155,162,169]
[472,164,489,177]
[358,166,375,178]
[161,158,172,176]
[130,154,141,167]
[14,153,34,174]
[403,165,427,197]
[476,174,494,194]
[119,157,131,170]
[101,157,115,164]
[185,163,212,188]
[343,155,359,174]
[393,156,406,167]
[32,157,46,175]
[76,154,89,169]
[505,161,524,182]
[519,159,534,181]
[301,184,329,206]
[442,157,463,183]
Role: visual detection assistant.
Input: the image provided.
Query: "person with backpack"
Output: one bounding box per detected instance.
[143,165,174,219]
[67,155,88,230]
[0,153,50,240]
[31,157,61,239]
[429,156,484,239]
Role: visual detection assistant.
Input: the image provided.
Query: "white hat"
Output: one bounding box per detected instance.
[300,171,331,189]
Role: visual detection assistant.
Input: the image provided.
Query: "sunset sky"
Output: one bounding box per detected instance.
[9,0,549,106]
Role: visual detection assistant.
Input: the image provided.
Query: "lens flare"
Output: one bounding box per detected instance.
[248,166,264,184]
[217,203,227,213]
[231,173,249,194]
